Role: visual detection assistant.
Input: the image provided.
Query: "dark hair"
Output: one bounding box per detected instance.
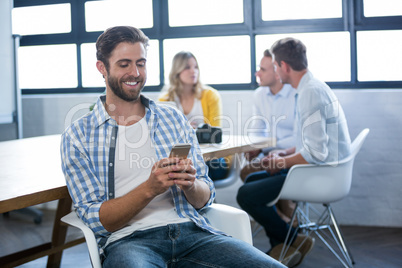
[263,49,272,58]
[96,26,149,71]
[270,38,308,71]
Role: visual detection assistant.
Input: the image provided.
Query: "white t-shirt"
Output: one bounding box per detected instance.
[105,117,190,247]
[175,96,204,127]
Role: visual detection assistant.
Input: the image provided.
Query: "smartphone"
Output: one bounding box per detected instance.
[169,143,191,159]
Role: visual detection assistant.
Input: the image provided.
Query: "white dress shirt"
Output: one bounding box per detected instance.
[250,84,296,150]
[294,71,351,164]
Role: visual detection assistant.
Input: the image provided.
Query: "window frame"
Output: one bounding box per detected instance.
[13,0,402,95]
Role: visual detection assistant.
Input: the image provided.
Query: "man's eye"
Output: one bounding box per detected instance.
[120,64,128,68]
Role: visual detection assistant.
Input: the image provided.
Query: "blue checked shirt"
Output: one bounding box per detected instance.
[61,95,222,252]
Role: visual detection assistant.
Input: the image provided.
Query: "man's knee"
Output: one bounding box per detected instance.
[240,161,264,182]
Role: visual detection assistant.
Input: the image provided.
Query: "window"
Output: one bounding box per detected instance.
[363,0,402,17]
[164,36,250,84]
[12,4,71,35]
[357,30,402,81]
[12,0,402,94]
[261,0,342,21]
[256,32,350,82]
[85,0,153,32]
[18,44,77,89]
[168,0,243,27]
[81,40,160,87]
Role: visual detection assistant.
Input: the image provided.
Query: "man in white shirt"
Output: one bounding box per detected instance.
[237,37,351,267]
[241,49,296,182]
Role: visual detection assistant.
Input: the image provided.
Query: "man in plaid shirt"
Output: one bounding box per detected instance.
[61,26,283,268]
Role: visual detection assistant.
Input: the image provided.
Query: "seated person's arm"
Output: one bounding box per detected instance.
[99,157,210,232]
[262,148,307,175]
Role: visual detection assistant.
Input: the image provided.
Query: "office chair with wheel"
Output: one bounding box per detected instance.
[61,203,253,268]
[270,128,369,268]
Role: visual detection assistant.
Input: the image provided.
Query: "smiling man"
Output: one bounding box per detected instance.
[61,26,284,268]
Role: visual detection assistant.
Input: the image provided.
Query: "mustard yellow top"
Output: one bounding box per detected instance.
[158,87,222,127]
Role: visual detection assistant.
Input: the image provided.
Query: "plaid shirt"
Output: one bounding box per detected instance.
[61,95,221,252]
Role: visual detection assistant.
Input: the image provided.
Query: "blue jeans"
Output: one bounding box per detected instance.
[207,157,229,181]
[102,222,285,268]
[236,170,297,249]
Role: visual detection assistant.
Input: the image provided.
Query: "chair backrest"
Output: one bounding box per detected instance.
[269,128,370,205]
[213,158,239,188]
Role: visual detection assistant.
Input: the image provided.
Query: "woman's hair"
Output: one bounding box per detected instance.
[270,37,308,71]
[96,26,149,72]
[165,51,204,101]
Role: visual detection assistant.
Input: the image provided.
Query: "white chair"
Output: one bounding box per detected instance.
[213,158,240,189]
[61,203,252,268]
[270,128,369,268]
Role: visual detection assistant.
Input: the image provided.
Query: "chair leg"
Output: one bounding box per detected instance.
[279,202,301,262]
[327,205,355,266]
[251,220,264,238]
[282,203,355,268]
[310,204,354,268]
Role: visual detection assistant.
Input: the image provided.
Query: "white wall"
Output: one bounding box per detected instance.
[22,89,402,227]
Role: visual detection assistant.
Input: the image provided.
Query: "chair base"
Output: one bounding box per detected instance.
[279,202,354,268]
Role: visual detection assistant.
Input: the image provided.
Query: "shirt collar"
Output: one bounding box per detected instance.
[264,84,293,98]
[92,94,155,128]
[296,70,313,94]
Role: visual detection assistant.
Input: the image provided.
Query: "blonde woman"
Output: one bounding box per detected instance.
[159,51,229,180]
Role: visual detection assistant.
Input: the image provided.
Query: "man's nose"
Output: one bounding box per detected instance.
[130,66,140,77]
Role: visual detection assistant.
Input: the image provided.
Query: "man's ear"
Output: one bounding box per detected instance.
[281,61,291,73]
[96,60,107,77]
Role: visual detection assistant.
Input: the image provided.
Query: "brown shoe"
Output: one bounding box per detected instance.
[269,243,302,267]
[291,234,315,266]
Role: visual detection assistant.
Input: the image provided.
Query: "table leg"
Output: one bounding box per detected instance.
[46,196,72,268]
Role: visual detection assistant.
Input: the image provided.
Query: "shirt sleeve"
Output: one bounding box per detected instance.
[202,88,222,127]
[297,88,331,164]
[60,130,110,238]
[185,118,216,207]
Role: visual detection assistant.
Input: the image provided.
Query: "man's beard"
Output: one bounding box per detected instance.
[107,74,145,102]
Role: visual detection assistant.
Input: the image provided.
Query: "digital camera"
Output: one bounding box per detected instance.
[196,124,222,144]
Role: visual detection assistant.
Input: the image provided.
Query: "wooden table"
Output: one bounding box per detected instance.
[201,135,275,161]
[0,135,81,268]
[0,134,274,267]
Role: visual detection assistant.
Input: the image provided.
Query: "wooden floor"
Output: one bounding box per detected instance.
[1,209,402,268]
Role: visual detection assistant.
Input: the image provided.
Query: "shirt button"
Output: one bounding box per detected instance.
[109,163,113,167]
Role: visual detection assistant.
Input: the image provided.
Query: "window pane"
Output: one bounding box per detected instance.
[256,32,350,82]
[168,0,243,27]
[357,30,402,81]
[18,44,77,89]
[12,4,71,35]
[364,0,402,17]
[81,40,160,87]
[261,0,342,21]
[164,36,250,84]
[85,0,153,32]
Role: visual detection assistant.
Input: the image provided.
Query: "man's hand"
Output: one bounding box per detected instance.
[245,149,262,161]
[268,149,287,157]
[147,157,195,196]
[168,158,197,191]
[150,157,209,209]
[261,155,286,175]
